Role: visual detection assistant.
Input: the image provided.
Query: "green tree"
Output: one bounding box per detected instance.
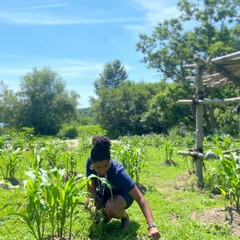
[18,67,79,135]
[136,0,240,134]
[141,83,194,134]
[77,108,94,125]
[0,81,20,126]
[94,60,128,94]
[91,81,164,138]
[137,0,240,83]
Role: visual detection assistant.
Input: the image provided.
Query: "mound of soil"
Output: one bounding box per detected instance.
[192,206,240,238]
[174,171,240,238]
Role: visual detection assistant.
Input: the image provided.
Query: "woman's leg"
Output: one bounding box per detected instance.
[105,195,130,228]
[105,195,127,218]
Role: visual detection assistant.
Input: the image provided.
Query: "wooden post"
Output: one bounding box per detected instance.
[177,52,240,187]
[194,57,205,187]
[238,84,240,136]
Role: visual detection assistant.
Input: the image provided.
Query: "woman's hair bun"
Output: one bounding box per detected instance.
[91,136,111,162]
[92,136,111,149]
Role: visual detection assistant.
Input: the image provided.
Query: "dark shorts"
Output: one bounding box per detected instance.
[97,190,134,209]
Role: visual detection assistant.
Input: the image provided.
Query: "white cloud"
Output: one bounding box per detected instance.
[0,57,104,107]
[0,3,144,26]
[0,56,104,82]
[0,67,29,75]
[0,1,178,29]
[1,3,68,12]
[0,13,144,26]
[125,0,179,33]
[133,0,179,24]
[50,59,103,79]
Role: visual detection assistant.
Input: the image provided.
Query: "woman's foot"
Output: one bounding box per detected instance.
[100,209,112,223]
[102,213,112,223]
[120,214,130,229]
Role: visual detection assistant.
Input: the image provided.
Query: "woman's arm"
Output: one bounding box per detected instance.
[86,180,98,208]
[87,180,97,201]
[129,186,161,239]
[86,180,102,210]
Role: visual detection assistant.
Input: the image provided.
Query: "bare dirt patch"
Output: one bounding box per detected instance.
[65,138,119,150]
[65,139,79,149]
[174,171,240,238]
[192,207,240,238]
[173,171,197,191]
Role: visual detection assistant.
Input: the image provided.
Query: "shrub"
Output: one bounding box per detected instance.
[77,124,107,138]
[57,125,79,139]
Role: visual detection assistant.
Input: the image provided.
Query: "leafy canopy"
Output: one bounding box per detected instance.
[18,67,79,135]
[94,59,128,94]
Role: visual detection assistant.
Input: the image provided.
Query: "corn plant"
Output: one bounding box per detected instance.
[41,168,88,239]
[211,150,240,210]
[59,141,91,175]
[0,147,23,179]
[0,137,5,148]
[203,134,235,151]
[17,169,48,240]
[10,153,91,240]
[85,174,112,223]
[39,140,67,168]
[77,137,92,161]
[111,138,146,184]
[58,150,78,174]
[163,139,174,161]
[77,136,92,153]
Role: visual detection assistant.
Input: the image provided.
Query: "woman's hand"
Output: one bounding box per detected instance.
[84,198,92,210]
[148,227,161,239]
[95,200,100,210]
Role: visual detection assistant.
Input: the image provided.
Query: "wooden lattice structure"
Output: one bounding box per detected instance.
[177,51,240,186]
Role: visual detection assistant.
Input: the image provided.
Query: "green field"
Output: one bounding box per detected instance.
[0,133,239,239]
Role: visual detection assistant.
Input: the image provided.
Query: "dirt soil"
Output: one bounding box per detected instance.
[174,172,240,238]
[192,206,240,238]
[65,139,79,149]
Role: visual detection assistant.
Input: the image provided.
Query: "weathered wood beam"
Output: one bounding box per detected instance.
[177,97,240,105]
[209,79,228,88]
[211,51,240,63]
[177,100,193,104]
[211,63,240,83]
[185,63,197,68]
[198,97,240,104]
[206,82,232,88]
[222,62,240,70]
[222,148,240,154]
[203,78,215,83]
[203,74,226,82]
[203,77,227,85]
[178,150,240,160]
[178,150,218,159]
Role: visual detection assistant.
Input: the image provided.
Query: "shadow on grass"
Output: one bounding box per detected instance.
[88,219,140,240]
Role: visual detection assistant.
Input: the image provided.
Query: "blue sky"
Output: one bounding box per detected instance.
[0,0,179,108]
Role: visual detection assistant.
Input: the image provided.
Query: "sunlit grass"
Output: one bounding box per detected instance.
[0,134,239,239]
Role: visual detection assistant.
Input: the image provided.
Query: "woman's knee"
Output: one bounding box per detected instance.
[105,195,126,213]
[105,201,126,219]
[105,199,116,214]
[105,199,114,212]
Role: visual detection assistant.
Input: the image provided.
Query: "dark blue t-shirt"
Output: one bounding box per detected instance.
[86,157,135,196]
